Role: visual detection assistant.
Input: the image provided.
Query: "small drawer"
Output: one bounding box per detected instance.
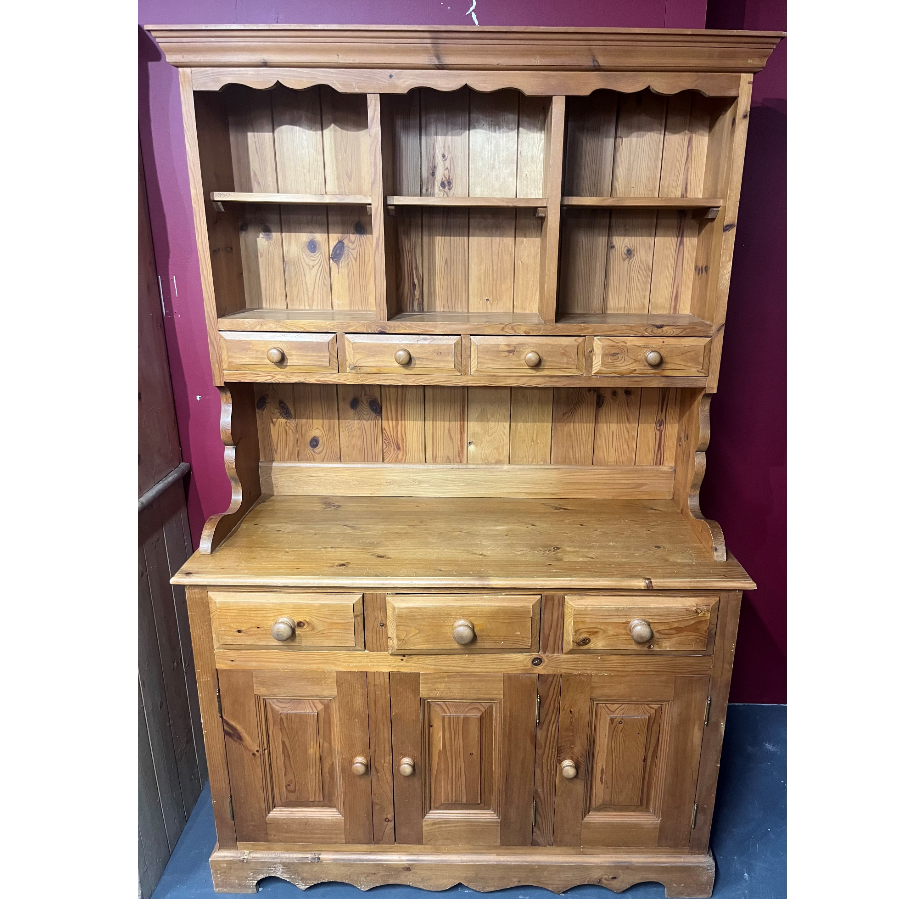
[209,591,363,650]
[344,334,462,374]
[592,337,710,377]
[221,332,337,374]
[387,594,540,654]
[471,336,585,376]
[562,595,717,653]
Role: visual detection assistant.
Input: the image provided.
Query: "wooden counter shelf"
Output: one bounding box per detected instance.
[152,22,782,898]
[173,494,753,591]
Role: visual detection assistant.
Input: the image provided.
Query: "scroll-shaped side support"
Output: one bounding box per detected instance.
[199,384,262,553]
[673,390,726,561]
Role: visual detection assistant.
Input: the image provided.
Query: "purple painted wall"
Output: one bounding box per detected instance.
[137,0,786,703]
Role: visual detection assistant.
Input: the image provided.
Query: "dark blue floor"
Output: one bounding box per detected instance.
[151,704,785,899]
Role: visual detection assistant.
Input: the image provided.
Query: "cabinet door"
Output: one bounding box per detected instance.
[553,672,709,849]
[218,669,374,844]
[391,672,537,847]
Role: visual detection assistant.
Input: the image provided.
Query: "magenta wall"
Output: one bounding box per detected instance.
[137,1,786,703]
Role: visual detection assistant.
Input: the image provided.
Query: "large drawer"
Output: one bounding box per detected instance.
[387,594,541,654]
[471,336,586,376]
[220,332,338,374]
[562,594,718,653]
[592,337,711,377]
[209,591,364,650]
[344,334,462,374]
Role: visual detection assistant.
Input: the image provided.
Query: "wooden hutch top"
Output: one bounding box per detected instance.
[150,25,782,593]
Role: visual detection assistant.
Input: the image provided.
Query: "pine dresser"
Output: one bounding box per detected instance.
[148,24,784,897]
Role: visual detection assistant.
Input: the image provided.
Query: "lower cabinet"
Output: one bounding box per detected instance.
[213,591,719,852]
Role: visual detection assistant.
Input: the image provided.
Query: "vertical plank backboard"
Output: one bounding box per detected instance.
[425,386,467,463]
[604,92,667,314]
[294,384,341,463]
[273,86,332,311]
[228,87,286,310]
[467,387,512,464]
[382,386,426,463]
[635,387,680,466]
[510,387,553,464]
[422,207,469,313]
[337,386,384,462]
[421,88,469,198]
[469,91,517,312]
[550,388,597,465]
[513,95,547,315]
[593,387,641,465]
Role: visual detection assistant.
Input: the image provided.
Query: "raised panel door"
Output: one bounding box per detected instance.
[391,672,537,846]
[218,668,374,844]
[553,672,709,849]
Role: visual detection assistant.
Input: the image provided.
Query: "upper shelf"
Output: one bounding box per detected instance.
[211,191,371,206]
[387,197,547,209]
[561,197,722,215]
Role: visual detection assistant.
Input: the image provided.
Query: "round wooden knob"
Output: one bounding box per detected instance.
[561,760,578,780]
[629,619,653,644]
[270,617,296,642]
[524,351,541,368]
[399,757,415,777]
[645,350,663,367]
[395,348,412,366]
[351,756,368,776]
[267,347,285,364]
[453,619,476,645]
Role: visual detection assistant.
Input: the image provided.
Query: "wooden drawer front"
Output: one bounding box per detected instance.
[209,592,363,650]
[471,336,585,376]
[344,334,462,374]
[563,595,717,653]
[221,332,337,373]
[387,594,540,654]
[592,337,710,376]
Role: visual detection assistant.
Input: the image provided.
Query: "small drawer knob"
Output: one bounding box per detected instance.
[524,350,542,368]
[645,350,663,367]
[271,616,296,642]
[267,347,285,364]
[399,757,415,777]
[395,348,412,366]
[453,619,476,645]
[629,619,653,644]
[561,760,578,780]
[351,756,368,777]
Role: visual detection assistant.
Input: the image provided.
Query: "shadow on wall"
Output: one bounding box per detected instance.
[703,100,787,704]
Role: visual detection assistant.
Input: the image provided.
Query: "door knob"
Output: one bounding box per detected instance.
[351,756,368,776]
[453,619,476,645]
[629,619,653,644]
[524,351,541,368]
[561,759,578,779]
[267,347,285,364]
[395,348,412,366]
[271,617,296,641]
[644,350,663,367]
[399,757,415,777]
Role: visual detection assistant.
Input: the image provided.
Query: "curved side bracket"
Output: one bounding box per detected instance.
[199,384,262,554]
[674,391,727,561]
